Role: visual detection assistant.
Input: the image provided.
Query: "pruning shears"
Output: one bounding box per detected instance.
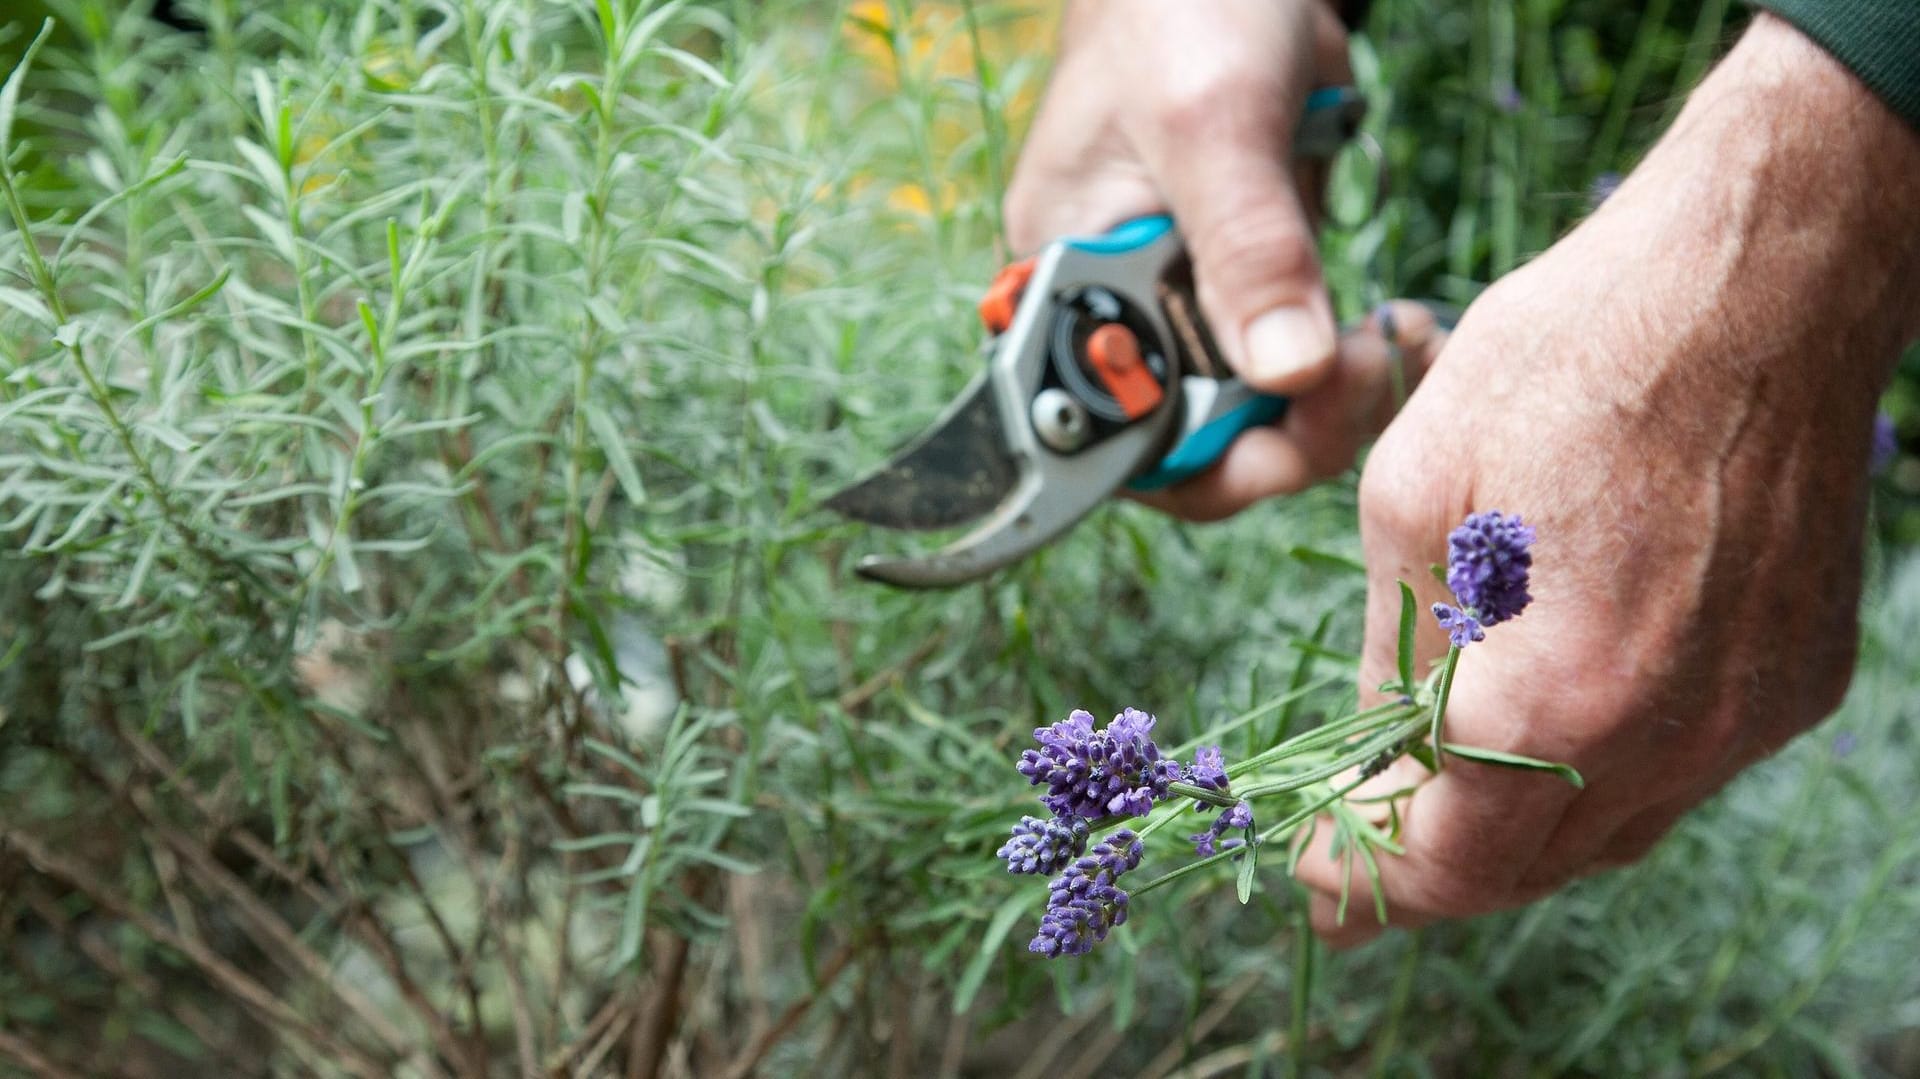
[825,87,1369,588]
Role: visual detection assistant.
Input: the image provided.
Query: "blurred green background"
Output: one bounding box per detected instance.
[1,1,1916,1076]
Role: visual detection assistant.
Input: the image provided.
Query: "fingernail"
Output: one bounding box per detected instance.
[1246,307,1335,386]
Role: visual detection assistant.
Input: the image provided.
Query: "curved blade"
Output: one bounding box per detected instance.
[823,374,1018,531]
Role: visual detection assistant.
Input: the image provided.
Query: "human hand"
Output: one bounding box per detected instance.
[1006,0,1356,509]
[1291,15,1920,946]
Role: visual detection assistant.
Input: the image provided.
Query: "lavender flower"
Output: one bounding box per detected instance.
[1445,511,1536,627]
[1017,708,1182,820]
[1029,829,1144,958]
[1190,800,1255,857]
[1589,171,1622,209]
[997,815,1089,876]
[1492,79,1523,114]
[1187,745,1229,793]
[1431,603,1485,648]
[1872,412,1899,475]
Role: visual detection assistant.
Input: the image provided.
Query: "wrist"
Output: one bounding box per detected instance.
[1639,15,1920,346]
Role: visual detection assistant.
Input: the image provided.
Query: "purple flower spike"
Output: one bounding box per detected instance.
[1432,603,1486,649]
[1191,800,1256,857]
[1029,829,1144,958]
[1017,708,1182,820]
[997,815,1090,876]
[1445,511,1536,627]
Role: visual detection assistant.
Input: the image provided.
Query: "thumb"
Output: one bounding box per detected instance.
[1142,97,1338,395]
[1353,445,1459,706]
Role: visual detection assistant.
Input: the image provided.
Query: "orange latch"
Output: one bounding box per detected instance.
[978,258,1037,335]
[1086,323,1163,420]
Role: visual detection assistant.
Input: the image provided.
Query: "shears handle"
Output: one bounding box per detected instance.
[1128,379,1287,491]
[1100,86,1363,491]
[991,86,1364,493]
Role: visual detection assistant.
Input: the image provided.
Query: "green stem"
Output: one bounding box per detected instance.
[1230,700,1423,775]
[1371,931,1422,1077]
[1236,712,1430,800]
[1429,646,1462,768]
[1165,781,1240,810]
[1288,898,1315,1079]
[958,0,1007,252]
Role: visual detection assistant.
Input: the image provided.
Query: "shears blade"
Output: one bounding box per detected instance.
[822,374,1018,531]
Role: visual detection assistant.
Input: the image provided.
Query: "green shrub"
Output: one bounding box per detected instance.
[2,1,1915,1075]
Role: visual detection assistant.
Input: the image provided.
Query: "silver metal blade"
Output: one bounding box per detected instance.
[822,373,1019,531]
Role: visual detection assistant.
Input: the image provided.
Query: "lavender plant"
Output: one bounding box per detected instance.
[5,0,1918,1073]
[997,510,1577,957]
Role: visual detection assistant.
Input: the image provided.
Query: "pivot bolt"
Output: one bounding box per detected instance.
[1031,388,1091,452]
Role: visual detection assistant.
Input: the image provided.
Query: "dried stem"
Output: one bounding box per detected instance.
[2,829,392,1079]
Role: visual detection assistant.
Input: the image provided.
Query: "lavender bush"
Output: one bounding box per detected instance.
[4,1,1918,1075]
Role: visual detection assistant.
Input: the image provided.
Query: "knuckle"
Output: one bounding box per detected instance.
[1001,185,1047,254]
[1188,210,1318,297]
[1357,443,1441,539]
[1404,865,1505,920]
[1147,70,1262,141]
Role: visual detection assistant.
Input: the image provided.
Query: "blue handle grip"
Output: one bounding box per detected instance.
[1127,393,1289,491]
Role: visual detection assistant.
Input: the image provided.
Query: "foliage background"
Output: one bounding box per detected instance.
[1,0,1917,1076]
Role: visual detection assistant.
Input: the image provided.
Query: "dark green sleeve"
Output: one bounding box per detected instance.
[1746,1,1920,131]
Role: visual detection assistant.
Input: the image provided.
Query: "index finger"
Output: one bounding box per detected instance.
[1289,659,1583,946]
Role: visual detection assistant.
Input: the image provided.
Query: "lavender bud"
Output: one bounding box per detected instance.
[1028,829,1144,958]
[996,815,1090,876]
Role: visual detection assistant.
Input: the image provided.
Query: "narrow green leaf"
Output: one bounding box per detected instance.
[586,401,647,504]
[112,529,163,610]
[233,137,288,197]
[565,781,652,810]
[1288,544,1365,575]
[242,204,297,261]
[1441,742,1584,788]
[0,20,52,156]
[275,104,294,170]
[270,752,291,846]
[1288,638,1361,667]
[551,832,638,853]
[584,736,649,779]
[178,661,201,739]
[612,834,656,967]
[682,848,758,875]
[1236,837,1258,904]
[1396,579,1417,691]
[953,894,1027,1014]
[357,298,380,351]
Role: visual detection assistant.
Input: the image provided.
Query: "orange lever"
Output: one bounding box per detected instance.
[1086,323,1163,420]
[978,258,1037,335]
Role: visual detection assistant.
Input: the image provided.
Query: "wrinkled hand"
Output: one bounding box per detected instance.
[1006,0,1373,516]
[1290,15,1920,945]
